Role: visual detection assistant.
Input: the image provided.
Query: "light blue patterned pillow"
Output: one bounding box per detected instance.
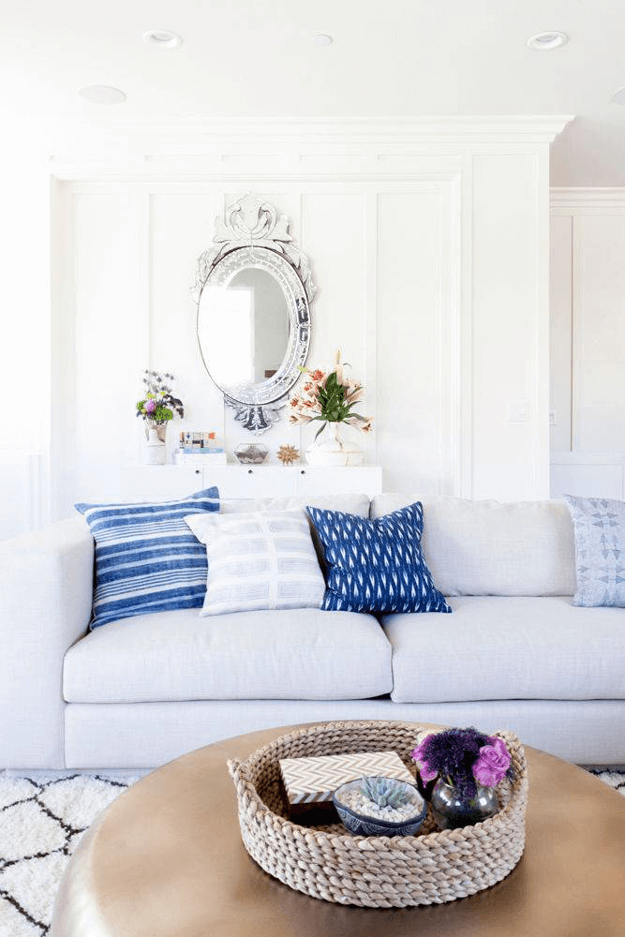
[564,494,625,607]
[306,502,452,614]
[75,487,220,628]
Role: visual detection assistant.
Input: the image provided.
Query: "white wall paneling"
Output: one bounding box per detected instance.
[43,118,569,522]
[550,189,625,499]
[0,140,51,540]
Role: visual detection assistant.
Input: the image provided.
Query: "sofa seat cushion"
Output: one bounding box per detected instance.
[383,596,625,703]
[63,607,392,703]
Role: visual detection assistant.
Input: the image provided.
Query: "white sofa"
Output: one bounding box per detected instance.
[1,494,624,769]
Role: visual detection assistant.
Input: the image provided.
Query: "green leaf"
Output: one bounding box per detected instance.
[314,421,327,441]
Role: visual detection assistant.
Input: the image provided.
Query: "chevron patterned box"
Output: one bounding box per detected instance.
[279,751,415,806]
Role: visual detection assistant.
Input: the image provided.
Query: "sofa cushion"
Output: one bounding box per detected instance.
[307,503,451,615]
[222,493,370,571]
[63,607,392,703]
[564,494,625,607]
[371,495,576,597]
[185,510,325,616]
[383,596,625,703]
[74,487,220,628]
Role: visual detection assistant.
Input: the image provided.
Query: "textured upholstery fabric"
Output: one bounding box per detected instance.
[63,699,625,769]
[564,494,625,607]
[307,503,451,614]
[185,510,325,616]
[383,595,625,703]
[370,495,576,597]
[75,488,219,628]
[221,492,370,570]
[63,607,392,703]
[220,493,370,516]
[0,517,94,768]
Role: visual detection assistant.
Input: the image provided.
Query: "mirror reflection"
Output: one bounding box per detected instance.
[198,248,298,404]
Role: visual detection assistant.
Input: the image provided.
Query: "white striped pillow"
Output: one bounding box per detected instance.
[184,510,325,616]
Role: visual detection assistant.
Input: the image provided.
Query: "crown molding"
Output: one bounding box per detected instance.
[551,187,625,211]
[44,115,574,162]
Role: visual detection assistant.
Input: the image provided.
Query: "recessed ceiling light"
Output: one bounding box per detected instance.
[143,29,183,49]
[311,34,333,47]
[527,32,568,50]
[78,85,127,105]
[612,88,625,105]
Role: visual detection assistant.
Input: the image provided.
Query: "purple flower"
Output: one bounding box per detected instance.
[144,399,157,414]
[473,737,511,788]
[411,726,492,799]
[411,738,438,782]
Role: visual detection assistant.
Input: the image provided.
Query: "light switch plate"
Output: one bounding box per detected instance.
[507,401,529,423]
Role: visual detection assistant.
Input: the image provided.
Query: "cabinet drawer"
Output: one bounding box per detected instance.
[202,466,298,499]
[296,466,383,497]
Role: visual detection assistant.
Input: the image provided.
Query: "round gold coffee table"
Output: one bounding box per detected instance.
[50,723,625,937]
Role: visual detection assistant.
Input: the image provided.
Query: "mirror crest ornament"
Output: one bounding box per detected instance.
[193,194,315,434]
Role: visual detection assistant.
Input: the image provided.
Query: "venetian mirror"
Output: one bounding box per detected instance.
[192,194,315,433]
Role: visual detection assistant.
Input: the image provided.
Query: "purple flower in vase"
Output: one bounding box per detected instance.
[473,737,511,787]
[411,738,439,783]
[144,399,157,414]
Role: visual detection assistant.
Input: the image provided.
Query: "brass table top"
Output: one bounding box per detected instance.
[51,722,625,937]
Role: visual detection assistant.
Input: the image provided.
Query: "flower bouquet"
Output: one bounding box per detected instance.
[288,350,372,466]
[411,727,513,829]
[136,370,184,442]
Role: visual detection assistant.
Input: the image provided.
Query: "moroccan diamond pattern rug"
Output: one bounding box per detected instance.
[0,768,623,936]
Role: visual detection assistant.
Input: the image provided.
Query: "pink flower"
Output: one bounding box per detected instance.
[411,738,438,783]
[144,399,157,414]
[473,737,511,787]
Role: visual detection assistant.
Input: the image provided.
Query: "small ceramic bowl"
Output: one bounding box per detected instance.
[332,777,427,837]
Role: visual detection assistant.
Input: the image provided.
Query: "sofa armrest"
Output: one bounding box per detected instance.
[0,517,94,767]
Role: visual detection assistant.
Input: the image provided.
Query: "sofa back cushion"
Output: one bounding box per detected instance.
[370,495,576,597]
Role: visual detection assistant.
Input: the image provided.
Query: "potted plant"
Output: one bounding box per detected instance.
[333,775,426,837]
[411,727,513,829]
[288,350,372,466]
[136,370,184,464]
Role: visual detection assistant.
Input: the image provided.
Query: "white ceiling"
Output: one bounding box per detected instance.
[1,0,624,185]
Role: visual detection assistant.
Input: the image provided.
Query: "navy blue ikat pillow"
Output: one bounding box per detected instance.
[306,502,452,615]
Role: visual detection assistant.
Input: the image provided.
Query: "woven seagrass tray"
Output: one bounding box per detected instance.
[227,720,528,908]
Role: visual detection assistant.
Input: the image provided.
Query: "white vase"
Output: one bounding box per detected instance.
[306,422,364,467]
[144,427,167,465]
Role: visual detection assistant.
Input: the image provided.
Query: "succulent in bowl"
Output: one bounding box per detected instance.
[332,776,426,837]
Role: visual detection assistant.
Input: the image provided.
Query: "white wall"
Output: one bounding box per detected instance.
[0,128,51,540]
[550,189,625,499]
[41,118,567,521]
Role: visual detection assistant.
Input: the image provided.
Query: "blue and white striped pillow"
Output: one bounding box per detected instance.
[307,502,452,615]
[75,487,219,629]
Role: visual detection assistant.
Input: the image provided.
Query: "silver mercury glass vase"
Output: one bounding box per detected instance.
[431,778,498,830]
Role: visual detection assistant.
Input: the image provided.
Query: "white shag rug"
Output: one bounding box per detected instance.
[0,768,623,936]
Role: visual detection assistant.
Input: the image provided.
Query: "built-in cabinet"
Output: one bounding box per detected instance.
[77,465,383,504]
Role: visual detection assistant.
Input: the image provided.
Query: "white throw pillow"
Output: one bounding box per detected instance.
[185,510,326,616]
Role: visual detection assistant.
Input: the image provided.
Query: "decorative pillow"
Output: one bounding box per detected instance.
[306,502,452,614]
[75,487,220,629]
[184,510,325,616]
[564,494,625,607]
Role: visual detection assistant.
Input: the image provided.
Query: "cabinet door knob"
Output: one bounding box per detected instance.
[300,469,306,475]
[248,469,253,475]
[195,469,201,475]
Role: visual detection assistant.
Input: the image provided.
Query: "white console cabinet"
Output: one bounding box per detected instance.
[110,465,383,503]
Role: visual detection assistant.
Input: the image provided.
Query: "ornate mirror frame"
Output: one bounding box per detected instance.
[192,194,316,434]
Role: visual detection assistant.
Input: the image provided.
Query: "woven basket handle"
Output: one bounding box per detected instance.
[227,758,242,782]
